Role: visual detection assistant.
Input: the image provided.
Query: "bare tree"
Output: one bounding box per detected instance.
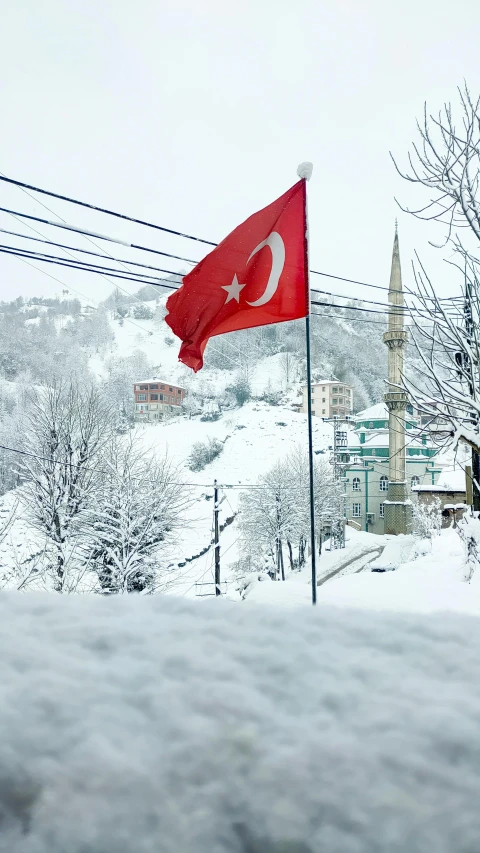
[18,381,114,592]
[393,84,480,490]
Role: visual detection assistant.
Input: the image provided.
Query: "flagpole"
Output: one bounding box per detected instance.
[297,162,316,605]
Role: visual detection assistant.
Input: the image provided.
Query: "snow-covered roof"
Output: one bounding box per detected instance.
[363,432,390,447]
[413,484,466,494]
[135,379,185,387]
[436,467,466,492]
[355,403,389,421]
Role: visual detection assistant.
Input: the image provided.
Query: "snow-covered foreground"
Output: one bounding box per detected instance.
[1,592,480,852]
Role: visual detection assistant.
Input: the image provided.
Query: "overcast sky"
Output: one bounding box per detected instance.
[1,0,479,307]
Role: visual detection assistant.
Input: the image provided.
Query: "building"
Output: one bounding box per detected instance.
[343,402,442,534]
[301,380,353,418]
[134,380,185,422]
[413,484,467,528]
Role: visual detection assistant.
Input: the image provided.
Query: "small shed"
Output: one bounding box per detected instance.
[412,484,467,528]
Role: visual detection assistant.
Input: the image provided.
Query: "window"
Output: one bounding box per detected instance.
[137,394,146,401]
[352,503,361,517]
[322,398,325,403]
[169,387,173,391]
[177,389,182,394]
[332,398,338,405]
[312,410,315,416]
[322,409,325,414]
[352,477,360,491]
[140,385,148,390]
[346,389,351,396]
[380,475,388,491]
[379,503,385,518]
[150,394,158,400]
[149,384,158,390]
[411,476,420,488]
[150,404,157,410]
[159,394,164,400]
[170,396,175,403]
[338,386,343,393]
[322,386,325,391]
[160,385,165,389]
[332,386,338,392]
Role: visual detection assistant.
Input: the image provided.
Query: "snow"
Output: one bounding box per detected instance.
[2,591,480,852]
[296,160,313,180]
[355,402,389,420]
[437,465,466,491]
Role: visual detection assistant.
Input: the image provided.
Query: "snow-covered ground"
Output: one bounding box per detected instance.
[245,525,480,614]
[2,591,480,853]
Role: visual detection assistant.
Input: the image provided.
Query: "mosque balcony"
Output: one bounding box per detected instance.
[383,329,408,348]
[384,391,409,411]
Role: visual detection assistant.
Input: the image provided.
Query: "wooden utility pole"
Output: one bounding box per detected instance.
[214,480,221,596]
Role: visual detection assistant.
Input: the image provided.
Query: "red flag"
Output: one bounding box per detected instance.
[165,180,308,371]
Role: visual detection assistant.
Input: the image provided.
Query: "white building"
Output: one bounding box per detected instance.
[301,380,353,419]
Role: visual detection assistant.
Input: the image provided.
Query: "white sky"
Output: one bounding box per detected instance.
[1,0,479,306]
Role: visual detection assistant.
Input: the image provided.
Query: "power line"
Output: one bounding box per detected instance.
[1,241,457,321]
[0,173,217,247]
[0,178,181,312]
[0,207,172,324]
[0,225,196,269]
[0,204,199,262]
[0,172,462,303]
[0,244,180,286]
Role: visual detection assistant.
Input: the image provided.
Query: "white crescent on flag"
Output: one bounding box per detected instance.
[245,231,286,307]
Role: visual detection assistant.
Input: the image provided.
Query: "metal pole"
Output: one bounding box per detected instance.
[214,480,221,596]
[305,314,317,604]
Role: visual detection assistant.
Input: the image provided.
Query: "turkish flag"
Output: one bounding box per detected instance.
[165,180,308,371]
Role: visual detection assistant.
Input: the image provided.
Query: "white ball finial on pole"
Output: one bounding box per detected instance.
[297,161,313,181]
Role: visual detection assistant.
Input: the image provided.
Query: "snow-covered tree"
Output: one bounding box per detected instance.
[412,497,442,540]
[87,435,192,595]
[239,447,341,577]
[18,381,114,592]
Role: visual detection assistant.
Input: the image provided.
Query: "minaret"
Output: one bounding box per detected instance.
[383,224,412,535]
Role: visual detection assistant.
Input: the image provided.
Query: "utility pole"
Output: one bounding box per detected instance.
[323,415,349,549]
[458,275,480,512]
[214,480,221,596]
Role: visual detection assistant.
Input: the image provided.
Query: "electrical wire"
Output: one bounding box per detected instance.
[1,241,458,321]
[0,225,195,271]
[0,173,217,246]
[0,172,463,303]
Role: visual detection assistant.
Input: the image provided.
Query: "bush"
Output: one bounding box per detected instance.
[412,497,442,539]
[200,411,222,422]
[188,438,223,472]
[133,304,154,320]
[227,377,251,407]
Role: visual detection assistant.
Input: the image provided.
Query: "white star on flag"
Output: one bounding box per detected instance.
[221,274,246,304]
